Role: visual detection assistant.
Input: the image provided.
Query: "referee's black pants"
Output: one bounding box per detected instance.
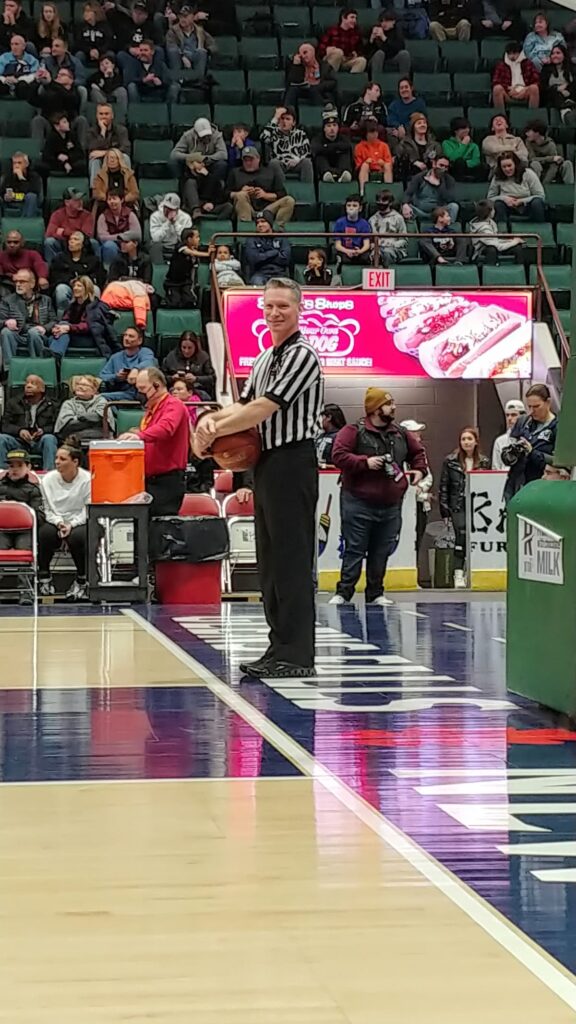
[254,441,318,668]
[146,470,186,518]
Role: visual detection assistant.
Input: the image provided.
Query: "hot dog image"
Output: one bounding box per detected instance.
[393,297,477,353]
[418,306,524,379]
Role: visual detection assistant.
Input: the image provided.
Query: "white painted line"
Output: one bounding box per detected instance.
[492,637,507,644]
[400,609,429,618]
[443,622,473,632]
[274,685,480,696]
[125,608,576,1014]
[0,775,310,788]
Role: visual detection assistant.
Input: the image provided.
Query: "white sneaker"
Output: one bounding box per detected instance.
[322,171,335,182]
[39,577,55,597]
[329,594,349,605]
[66,578,88,601]
[454,570,467,589]
[368,595,394,606]
[338,170,352,183]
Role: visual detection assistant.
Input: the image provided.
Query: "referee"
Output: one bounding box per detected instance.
[194,277,323,679]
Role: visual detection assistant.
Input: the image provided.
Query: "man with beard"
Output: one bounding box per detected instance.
[330,388,426,606]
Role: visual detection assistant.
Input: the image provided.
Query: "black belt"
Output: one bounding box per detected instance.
[146,469,185,483]
[261,439,315,454]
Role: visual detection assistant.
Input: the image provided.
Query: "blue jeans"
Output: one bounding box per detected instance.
[101,388,140,402]
[1,327,49,365]
[166,46,207,79]
[2,193,40,217]
[126,80,180,103]
[336,491,402,602]
[54,283,72,317]
[100,239,119,267]
[0,432,58,469]
[411,202,459,223]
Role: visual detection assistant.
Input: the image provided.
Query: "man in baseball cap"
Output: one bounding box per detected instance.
[170,115,228,216]
[492,399,526,470]
[0,449,44,597]
[108,231,153,286]
[227,143,295,225]
[45,188,93,261]
[244,207,290,284]
[149,191,193,259]
[329,387,427,607]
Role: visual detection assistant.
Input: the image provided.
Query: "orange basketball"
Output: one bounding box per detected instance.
[211,429,261,471]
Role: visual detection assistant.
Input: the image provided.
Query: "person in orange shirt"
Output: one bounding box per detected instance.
[354,117,393,194]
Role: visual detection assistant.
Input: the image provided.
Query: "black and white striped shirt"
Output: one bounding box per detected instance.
[241,332,324,451]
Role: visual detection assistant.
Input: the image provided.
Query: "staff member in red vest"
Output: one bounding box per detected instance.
[119,367,189,515]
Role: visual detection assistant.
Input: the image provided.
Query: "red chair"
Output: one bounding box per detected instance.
[0,502,38,602]
[156,491,223,604]
[179,493,221,517]
[222,491,256,592]
[213,470,233,500]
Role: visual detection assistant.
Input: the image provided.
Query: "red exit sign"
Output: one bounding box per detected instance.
[362,267,395,290]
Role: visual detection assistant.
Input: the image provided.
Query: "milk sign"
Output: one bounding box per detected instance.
[518,516,564,585]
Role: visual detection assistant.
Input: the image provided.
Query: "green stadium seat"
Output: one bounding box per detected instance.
[297,106,324,131]
[530,264,571,306]
[514,222,556,262]
[364,181,403,206]
[290,182,319,219]
[395,264,434,287]
[482,264,527,287]
[46,177,89,211]
[468,107,493,138]
[312,6,340,31]
[453,72,492,105]
[545,184,574,222]
[441,41,479,72]
[0,101,31,135]
[211,36,240,70]
[556,222,573,257]
[212,70,248,104]
[413,72,451,104]
[171,104,211,135]
[426,107,465,137]
[8,357,58,392]
[319,181,355,221]
[286,219,326,260]
[273,5,312,35]
[151,262,167,299]
[213,105,255,132]
[239,37,280,70]
[1,217,45,245]
[480,37,508,68]
[340,264,364,286]
[133,139,173,176]
[0,137,42,162]
[112,311,154,340]
[280,37,312,59]
[156,309,203,360]
[336,72,369,105]
[61,356,107,384]
[509,107,549,134]
[199,219,234,245]
[248,70,286,104]
[127,103,171,139]
[435,264,481,287]
[372,73,402,98]
[115,407,144,434]
[237,3,271,28]
[402,39,439,71]
[138,178,179,201]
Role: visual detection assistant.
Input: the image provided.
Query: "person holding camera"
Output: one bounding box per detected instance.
[503,383,558,502]
[330,388,427,606]
[439,427,490,589]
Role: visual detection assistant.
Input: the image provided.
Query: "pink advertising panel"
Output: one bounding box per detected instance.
[222,289,533,381]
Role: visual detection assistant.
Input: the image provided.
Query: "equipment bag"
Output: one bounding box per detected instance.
[150,516,230,563]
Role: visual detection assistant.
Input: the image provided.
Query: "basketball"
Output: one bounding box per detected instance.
[211,429,261,471]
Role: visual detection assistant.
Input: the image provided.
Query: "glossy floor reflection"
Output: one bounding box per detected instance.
[149,600,576,981]
[1,603,576,1021]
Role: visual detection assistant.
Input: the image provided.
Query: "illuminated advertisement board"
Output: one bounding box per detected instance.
[222,289,533,380]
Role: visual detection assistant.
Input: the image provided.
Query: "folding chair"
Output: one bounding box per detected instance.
[222,491,256,592]
[0,501,37,603]
[212,469,234,502]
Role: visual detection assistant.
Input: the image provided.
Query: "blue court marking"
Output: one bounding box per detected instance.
[147,600,576,977]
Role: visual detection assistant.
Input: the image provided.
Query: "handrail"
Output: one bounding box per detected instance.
[210,260,239,402]
[535,264,570,372]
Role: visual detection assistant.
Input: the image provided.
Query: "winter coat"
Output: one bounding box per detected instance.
[0,474,44,524]
[439,453,490,517]
[259,121,311,167]
[85,298,119,356]
[0,292,56,334]
[92,165,139,206]
[2,394,58,437]
[49,249,105,289]
[161,345,216,395]
[170,126,228,167]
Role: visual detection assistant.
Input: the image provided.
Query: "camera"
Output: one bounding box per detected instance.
[501,441,527,467]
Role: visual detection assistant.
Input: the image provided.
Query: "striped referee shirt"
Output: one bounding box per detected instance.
[241,331,324,451]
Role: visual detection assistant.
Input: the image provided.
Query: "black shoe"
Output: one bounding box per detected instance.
[253,661,316,679]
[239,649,274,675]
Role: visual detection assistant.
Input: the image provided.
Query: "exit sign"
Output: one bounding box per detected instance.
[362,267,395,290]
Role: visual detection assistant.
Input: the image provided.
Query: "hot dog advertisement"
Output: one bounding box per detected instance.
[223,289,533,381]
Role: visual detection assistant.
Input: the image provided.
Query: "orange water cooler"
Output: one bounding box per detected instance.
[89,440,145,503]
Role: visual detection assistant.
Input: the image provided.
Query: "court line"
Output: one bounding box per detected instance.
[0,776,308,788]
[125,607,576,1013]
[443,622,473,632]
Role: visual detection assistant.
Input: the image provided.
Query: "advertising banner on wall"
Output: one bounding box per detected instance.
[222,289,533,381]
[466,470,508,587]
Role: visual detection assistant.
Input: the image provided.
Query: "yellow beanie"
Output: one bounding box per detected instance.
[364,387,393,415]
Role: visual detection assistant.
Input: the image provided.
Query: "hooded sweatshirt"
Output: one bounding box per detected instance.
[487,167,545,202]
[369,209,408,256]
[468,216,525,260]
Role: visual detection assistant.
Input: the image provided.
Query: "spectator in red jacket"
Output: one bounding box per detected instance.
[0,229,49,295]
[45,187,95,263]
[492,41,540,109]
[318,8,366,73]
[330,387,427,607]
[119,366,190,516]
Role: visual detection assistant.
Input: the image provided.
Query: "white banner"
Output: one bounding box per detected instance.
[518,516,564,585]
[466,470,508,574]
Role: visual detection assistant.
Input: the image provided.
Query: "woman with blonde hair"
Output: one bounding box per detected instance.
[73,1,114,67]
[33,2,67,56]
[51,276,97,356]
[92,149,139,206]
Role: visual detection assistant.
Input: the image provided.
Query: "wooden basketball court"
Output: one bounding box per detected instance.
[1,610,575,1022]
